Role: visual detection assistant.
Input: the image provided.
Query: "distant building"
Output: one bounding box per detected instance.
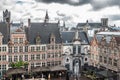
[77,18,108,37]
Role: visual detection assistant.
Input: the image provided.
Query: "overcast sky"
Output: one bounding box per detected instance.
[0,0,120,27]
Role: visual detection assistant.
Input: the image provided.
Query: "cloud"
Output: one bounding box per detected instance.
[35,0,90,6]
[108,15,120,21]
[91,0,120,11]
[35,0,120,10]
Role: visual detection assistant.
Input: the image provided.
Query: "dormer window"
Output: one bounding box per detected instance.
[36,35,41,44]
[50,33,55,44]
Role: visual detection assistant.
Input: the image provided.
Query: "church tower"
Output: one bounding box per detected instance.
[3,9,11,23]
[44,10,49,23]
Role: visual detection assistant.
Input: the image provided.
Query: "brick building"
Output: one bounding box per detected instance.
[0,10,63,78]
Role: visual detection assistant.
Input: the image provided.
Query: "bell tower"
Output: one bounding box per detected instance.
[3,9,11,23]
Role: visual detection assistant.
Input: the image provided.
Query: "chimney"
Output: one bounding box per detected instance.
[28,18,31,27]
[101,18,108,27]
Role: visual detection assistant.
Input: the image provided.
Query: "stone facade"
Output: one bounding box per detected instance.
[62,30,90,75]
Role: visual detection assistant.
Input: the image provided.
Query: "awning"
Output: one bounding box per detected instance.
[50,66,67,71]
[6,68,26,75]
[32,67,50,72]
[32,66,67,72]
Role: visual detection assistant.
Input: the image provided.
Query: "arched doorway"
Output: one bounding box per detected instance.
[73,59,81,76]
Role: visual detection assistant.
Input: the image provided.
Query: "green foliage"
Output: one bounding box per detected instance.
[10,61,29,68]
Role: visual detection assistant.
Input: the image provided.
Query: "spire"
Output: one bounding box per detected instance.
[86,20,88,23]
[44,10,49,23]
[73,29,80,42]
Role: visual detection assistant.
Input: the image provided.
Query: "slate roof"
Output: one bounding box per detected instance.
[27,22,62,44]
[0,22,9,44]
[61,31,89,44]
[77,23,102,29]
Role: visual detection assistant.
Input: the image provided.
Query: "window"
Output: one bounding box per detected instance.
[19,38,23,43]
[42,62,45,67]
[9,46,12,53]
[59,45,61,49]
[24,55,28,61]
[55,45,58,49]
[36,54,40,60]
[51,61,54,66]
[99,56,102,62]
[42,54,45,59]
[55,61,58,66]
[104,57,107,63]
[78,46,81,53]
[58,61,61,65]
[59,52,61,57]
[51,53,54,58]
[14,55,18,62]
[14,46,18,53]
[108,58,112,65]
[113,59,117,66]
[31,63,34,69]
[85,58,87,61]
[36,46,40,51]
[0,47,1,52]
[0,65,1,70]
[2,47,6,52]
[51,45,54,50]
[19,46,23,52]
[2,65,6,70]
[47,62,50,66]
[55,53,58,57]
[31,55,35,60]
[2,55,6,61]
[73,46,76,54]
[14,38,18,43]
[31,47,35,52]
[42,46,46,51]
[19,55,23,61]
[36,63,41,67]
[0,55,1,61]
[25,46,28,52]
[47,53,50,58]
[8,56,12,62]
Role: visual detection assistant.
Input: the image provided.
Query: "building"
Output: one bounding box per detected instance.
[90,32,120,80]
[89,35,99,67]
[61,30,90,76]
[0,10,64,78]
[77,18,108,37]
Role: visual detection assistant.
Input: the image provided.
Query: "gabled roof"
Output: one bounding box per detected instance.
[61,31,89,44]
[0,22,9,44]
[27,22,62,44]
[77,23,102,28]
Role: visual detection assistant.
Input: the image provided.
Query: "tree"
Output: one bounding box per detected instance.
[10,61,29,68]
